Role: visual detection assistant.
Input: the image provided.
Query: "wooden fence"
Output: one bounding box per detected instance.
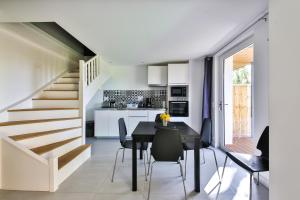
[233,84,251,137]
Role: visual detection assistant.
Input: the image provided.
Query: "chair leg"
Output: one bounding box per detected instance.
[249,173,253,200]
[207,147,220,181]
[201,149,206,165]
[147,161,156,200]
[184,150,187,180]
[144,150,148,181]
[257,172,260,185]
[111,148,123,182]
[122,148,125,163]
[146,149,149,163]
[179,162,187,200]
[147,155,152,176]
[221,155,228,181]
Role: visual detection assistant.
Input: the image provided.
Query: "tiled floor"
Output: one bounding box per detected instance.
[0,138,269,200]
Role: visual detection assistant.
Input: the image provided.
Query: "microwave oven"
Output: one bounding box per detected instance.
[170,86,187,97]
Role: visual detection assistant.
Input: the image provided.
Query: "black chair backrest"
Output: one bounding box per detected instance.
[118,118,127,144]
[256,126,269,159]
[155,114,163,123]
[151,128,183,162]
[200,118,212,146]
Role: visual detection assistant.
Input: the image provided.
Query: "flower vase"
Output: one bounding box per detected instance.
[163,120,168,127]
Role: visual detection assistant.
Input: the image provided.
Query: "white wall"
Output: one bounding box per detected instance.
[269,1,300,199]
[189,58,205,133]
[0,23,81,119]
[253,19,269,141]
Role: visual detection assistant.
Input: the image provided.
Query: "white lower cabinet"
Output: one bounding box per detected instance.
[170,117,190,126]
[109,111,128,137]
[127,110,148,135]
[94,111,110,137]
[148,110,165,121]
[127,116,148,135]
[94,109,165,137]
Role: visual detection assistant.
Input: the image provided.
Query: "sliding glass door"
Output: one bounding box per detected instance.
[219,39,255,154]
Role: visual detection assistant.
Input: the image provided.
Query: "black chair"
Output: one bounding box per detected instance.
[182,118,220,180]
[221,126,269,200]
[155,113,162,123]
[147,128,187,200]
[111,118,149,182]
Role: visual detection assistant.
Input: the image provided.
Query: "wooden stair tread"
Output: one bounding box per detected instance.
[58,144,91,170]
[8,108,79,112]
[0,117,80,127]
[44,90,78,91]
[31,136,81,155]
[54,83,79,85]
[32,98,79,100]
[9,126,81,141]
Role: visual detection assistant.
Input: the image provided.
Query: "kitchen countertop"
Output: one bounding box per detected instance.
[95,107,166,111]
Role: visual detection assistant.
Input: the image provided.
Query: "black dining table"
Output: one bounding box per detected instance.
[131,121,201,192]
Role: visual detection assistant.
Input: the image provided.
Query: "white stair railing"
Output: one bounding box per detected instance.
[79,55,101,144]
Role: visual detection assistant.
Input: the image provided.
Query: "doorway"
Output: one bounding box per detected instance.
[220,43,256,154]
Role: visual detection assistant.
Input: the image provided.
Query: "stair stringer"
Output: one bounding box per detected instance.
[0,135,50,191]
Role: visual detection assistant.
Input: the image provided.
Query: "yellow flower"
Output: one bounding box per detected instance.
[160,113,171,122]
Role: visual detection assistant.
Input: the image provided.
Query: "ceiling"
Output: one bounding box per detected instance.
[0,0,268,65]
[233,45,254,69]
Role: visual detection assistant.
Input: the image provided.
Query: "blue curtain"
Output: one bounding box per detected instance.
[202,57,213,120]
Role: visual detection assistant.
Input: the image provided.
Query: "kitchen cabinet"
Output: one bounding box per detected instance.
[168,63,189,85]
[127,116,148,135]
[94,109,165,137]
[148,66,167,86]
[148,110,165,121]
[127,111,148,135]
[94,110,110,137]
[109,111,128,137]
[170,117,190,126]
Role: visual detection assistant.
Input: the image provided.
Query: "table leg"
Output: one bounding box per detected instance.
[140,144,143,160]
[194,137,200,192]
[132,138,137,191]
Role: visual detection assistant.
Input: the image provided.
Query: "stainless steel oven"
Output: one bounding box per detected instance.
[169,101,189,117]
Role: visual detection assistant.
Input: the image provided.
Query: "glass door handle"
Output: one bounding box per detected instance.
[219,102,229,111]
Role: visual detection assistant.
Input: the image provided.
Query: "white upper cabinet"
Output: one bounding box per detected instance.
[148,66,168,86]
[168,63,189,85]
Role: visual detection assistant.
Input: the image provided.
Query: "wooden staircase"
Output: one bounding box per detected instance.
[0,55,107,192]
[0,70,91,192]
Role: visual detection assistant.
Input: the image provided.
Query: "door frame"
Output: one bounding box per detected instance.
[217,36,255,150]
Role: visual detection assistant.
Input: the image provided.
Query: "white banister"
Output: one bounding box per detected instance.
[79,55,101,144]
[79,60,86,145]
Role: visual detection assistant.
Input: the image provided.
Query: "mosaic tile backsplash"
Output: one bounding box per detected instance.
[103,90,167,108]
